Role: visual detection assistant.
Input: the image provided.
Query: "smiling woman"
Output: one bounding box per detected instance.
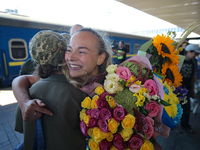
[63,28,112,87]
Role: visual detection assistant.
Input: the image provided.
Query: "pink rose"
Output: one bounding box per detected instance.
[145,100,160,117]
[97,97,108,108]
[90,108,100,119]
[129,84,141,93]
[113,107,125,121]
[116,66,132,82]
[88,117,97,128]
[128,134,143,149]
[79,121,88,136]
[100,139,112,150]
[100,108,111,121]
[113,133,126,150]
[144,79,158,96]
[144,116,154,140]
[98,119,108,132]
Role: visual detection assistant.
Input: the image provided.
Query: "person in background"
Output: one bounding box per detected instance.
[69,24,84,37]
[197,53,200,79]
[111,42,118,64]
[179,40,189,55]
[114,40,128,64]
[19,58,37,75]
[180,44,200,132]
[190,53,200,115]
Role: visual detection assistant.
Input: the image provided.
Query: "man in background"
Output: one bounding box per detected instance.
[114,40,128,64]
[180,44,200,133]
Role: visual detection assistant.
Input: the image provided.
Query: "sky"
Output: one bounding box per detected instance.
[0,0,199,39]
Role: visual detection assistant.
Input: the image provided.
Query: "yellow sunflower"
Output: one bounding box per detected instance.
[161,61,183,88]
[153,34,180,64]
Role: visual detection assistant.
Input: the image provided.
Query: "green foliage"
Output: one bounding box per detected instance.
[123,62,153,79]
[114,89,139,115]
[160,99,171,106]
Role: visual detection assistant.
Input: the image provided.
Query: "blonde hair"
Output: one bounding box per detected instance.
[62,28,112,88]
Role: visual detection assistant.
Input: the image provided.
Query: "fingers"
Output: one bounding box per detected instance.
[34,105,53,116]
[35,99,46,106]
[22,99,53,122]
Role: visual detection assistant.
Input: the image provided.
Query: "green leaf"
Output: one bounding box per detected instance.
[160,99,171,106]
[140,40,153,52]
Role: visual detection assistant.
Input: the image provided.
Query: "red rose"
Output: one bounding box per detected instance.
[79,121,88,136]
[99,108,111,121]
[128,134,143,149]
[88,117,97,128]
[97,119,108,132]
[113,107,125,121]
[99,139,112,150]
[113,133,126,150]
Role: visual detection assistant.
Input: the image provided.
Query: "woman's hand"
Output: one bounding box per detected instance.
[21,99,53,122]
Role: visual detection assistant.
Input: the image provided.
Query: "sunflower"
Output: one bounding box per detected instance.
[153,34,180,64]
[161,61,183,88]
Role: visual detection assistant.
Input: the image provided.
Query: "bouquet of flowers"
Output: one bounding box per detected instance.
[79,55,172,150]
[137,22,200,127]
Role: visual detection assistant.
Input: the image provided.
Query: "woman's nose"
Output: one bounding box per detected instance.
[67,51,77,61]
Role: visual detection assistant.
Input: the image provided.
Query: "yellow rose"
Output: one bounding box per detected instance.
[110,145,118,150]
[95,86,104,95]
[106,132,114,142]
[92,127,107,143]
[80,109,86,121]
[106,64,118,73]
[121,114,135,130]
[104,79,123,94]
[106,73,120,82]
[81,97,92,109]
[88,138,100,150]
[108,118,120,134]
[83,115,91,125]
[106,95,117,109]
[88,128,93,138]
[140,139,154,150]
[91,95,99,109]
[120,128,133,141]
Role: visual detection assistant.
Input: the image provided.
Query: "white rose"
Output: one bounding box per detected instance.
[106,64,118,74]
[104,79,123,94]
[106,73,120,82]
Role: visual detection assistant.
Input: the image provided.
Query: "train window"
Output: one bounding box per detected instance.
[125,43,130,53]
[9,39,28,60]
[134,44,140,54]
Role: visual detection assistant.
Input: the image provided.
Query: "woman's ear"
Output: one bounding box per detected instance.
[97,53,106,65]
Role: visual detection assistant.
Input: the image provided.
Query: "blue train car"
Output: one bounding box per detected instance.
[0,13,151,87]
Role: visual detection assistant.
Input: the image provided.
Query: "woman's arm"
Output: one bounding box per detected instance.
[12,75,53,121]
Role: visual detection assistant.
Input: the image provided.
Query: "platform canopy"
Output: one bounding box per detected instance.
[116,0,200,36]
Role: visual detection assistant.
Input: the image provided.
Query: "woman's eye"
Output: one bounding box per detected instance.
[66,49,72,52]
[79,51,86,54]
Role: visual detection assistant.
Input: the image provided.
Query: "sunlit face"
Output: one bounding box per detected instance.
[65,31,104,80]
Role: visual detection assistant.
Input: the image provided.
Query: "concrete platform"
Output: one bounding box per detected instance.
[0,86,200,150]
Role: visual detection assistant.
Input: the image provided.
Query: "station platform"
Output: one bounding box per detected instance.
[0,86,200,150]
